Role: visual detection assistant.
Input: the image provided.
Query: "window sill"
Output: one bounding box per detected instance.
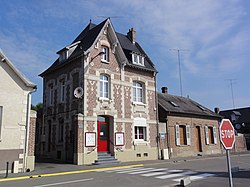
[177,144,189,147]
[101,59,109,64]
[133,140,149,146]
[98,97,112,103]
[132,101,146,106]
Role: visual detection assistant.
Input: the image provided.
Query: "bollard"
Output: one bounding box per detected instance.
[4,162,9,178]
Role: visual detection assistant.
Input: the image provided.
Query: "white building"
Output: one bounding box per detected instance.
[0,49,37,173]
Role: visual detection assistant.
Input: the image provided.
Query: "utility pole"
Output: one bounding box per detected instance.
[225,79,236,109]
[169,49,188,97]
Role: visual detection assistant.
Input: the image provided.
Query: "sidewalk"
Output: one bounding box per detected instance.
[1,151,249,179]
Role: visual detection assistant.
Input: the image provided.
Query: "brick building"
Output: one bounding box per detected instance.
[158,87,222,159]
[39,19,158,164]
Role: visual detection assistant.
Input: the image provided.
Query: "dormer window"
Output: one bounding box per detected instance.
[132,53,144,66]
[101,46,109,63]
[59,50,68,62]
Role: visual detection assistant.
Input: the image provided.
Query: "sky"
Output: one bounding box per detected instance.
[0,0,249,111]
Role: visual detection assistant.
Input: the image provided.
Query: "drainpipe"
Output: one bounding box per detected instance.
[154,72,160,160]
[23,86,37,172]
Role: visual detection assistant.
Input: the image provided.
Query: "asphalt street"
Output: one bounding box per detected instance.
[0,152,249,187]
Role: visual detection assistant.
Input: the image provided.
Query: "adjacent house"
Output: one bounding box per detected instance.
[0,49,37,173]
[158,87,222,159]
[39,19,158,165]
[220,107,250,150]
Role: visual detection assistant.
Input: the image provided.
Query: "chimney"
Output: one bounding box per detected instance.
[161,87,168,94]
[127,28,136,44]
[214,107,220,114]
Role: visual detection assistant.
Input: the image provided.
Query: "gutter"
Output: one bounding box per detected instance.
[154,72,160,160]
[23,86,37,172]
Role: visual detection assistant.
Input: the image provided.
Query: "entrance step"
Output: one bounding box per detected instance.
[94,152,120,165]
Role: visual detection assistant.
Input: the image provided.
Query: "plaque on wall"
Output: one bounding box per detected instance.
[85,132,96,147]
[115,132,124,146]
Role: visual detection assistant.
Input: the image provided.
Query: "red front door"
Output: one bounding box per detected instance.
[97,121,109,152]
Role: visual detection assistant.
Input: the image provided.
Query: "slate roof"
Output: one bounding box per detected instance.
[40,19,156,77]
[158,93,221,118]
[220,107,250,124]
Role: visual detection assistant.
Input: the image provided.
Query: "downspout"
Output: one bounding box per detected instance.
[154,72,160,160]
[23,86,37,172]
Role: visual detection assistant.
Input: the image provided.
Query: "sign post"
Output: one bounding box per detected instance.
[220,119,235,187]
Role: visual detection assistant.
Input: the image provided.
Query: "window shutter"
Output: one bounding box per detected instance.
[213,127,217,144]
[175,125,180,146]
[205,126,209,145]
[186,125,191,145]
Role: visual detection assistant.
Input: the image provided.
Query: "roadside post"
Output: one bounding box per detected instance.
[219,119,236,187]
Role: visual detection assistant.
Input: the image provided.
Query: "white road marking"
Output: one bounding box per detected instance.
[97,167,144,173]
[141,171,169,177]
[117,168,154,174]
[172,173,215,182]
[129,168,168,175]
[141,169,183,177]
[33,178,94,187]
[156,171,196,179]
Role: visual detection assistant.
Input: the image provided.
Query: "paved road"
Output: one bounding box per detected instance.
[0,153,249,187]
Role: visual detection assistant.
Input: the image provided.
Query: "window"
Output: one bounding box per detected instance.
[135,126,146,140]
[134,118,147,141]
[101,46,109,62]
[175,125,190,146]
[59,50,68,62]
[60,80,65,103]
[58,119,64,142]
[132,53,144,66]
[0,106,2,140]
[49,84,54,106]
[205,126,217,145]
[100,74,109,99]
[133,81,144,103]
[169,101,179,107]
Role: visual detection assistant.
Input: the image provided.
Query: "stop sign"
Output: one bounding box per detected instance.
[220,119,235,149]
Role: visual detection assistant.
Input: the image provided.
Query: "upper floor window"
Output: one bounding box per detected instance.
[132,53,144,66]
[101,46,109,62]
[49,84,54,106]
[133,81,144,103]
[100,74,109,99]
[60,80,65,103]
[0,106,3,140]
[59,50,68,62]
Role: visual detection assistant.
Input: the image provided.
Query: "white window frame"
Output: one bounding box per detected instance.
[60,80,65,103]
[205,126,217,145]
[101,46,109,62]
[175,125,191,146]
[132,53,144,66]
[134,118,147,142]
[133,81,144,103]
[0,106,3,140]
[100,74,109,99]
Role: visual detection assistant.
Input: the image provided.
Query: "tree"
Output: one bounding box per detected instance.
[31,103,43,111]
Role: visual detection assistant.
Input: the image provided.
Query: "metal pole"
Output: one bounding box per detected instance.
[177,50,183,97]
[4,162,9,178]
[226,149,233,187]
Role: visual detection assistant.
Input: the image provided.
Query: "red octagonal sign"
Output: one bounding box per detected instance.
[220,119,235,149]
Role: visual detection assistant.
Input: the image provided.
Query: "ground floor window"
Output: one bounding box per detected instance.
[134,118,147,141]
[134,126,146,140]
[175,125,190,146]
[205,126,217,145]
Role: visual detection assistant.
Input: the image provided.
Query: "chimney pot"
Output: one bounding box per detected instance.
[127,28,136,44]
[214,107,220,114]
[161,87,168,94]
